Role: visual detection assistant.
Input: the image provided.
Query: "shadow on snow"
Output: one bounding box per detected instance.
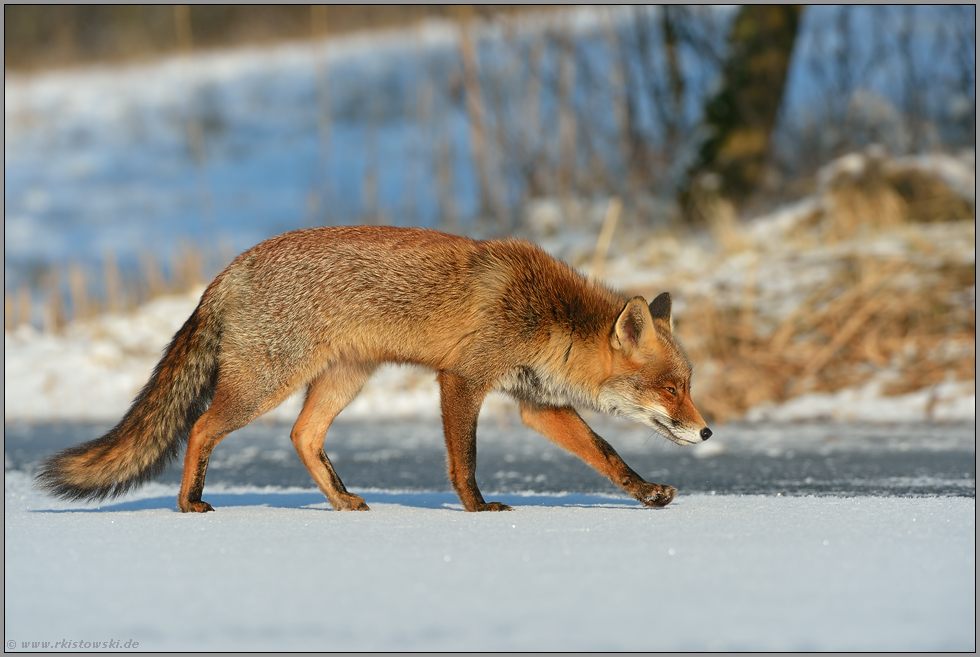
[31,490,647,514]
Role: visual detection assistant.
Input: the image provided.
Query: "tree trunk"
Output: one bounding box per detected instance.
[682,5,803,219]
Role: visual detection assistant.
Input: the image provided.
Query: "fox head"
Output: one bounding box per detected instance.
[600,293,712,445]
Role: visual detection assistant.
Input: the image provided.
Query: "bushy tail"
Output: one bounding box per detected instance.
[35,294,223,502]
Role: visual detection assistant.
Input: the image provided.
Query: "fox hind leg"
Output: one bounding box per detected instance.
[519,402,676,507]
[177,386,255,512]
[290,363,375,511]
[178,363,313,513]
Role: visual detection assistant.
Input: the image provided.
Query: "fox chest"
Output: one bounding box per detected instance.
[495,366,586,408]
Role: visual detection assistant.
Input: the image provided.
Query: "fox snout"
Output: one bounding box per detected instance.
[641,410,710,446]
[646,394,712,446]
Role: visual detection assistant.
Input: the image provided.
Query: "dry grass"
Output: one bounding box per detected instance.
[678,256,974,423]
[665,157,976,423]
[4,243,224,333]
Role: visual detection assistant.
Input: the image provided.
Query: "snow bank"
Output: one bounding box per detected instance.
[6,287,974,425]
[746,377,975,423]
[4,471,974,651]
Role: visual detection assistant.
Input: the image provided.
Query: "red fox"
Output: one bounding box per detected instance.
[37,226,711,512]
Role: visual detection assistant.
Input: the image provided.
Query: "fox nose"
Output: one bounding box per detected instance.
[700,427,713,441]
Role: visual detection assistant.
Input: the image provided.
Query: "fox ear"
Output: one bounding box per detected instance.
[612,297,654,353]
[648,292,673,334]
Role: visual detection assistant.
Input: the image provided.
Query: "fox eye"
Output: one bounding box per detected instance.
[664,386,678,396]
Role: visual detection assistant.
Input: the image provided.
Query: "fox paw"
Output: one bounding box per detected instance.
[334,494,370,511]
[179,500,214,513]
[635,483,676,508]
[473,501,513,512]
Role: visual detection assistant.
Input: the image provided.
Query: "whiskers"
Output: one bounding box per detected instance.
[643,428,676,454]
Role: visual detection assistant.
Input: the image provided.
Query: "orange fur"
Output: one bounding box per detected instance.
[36,226,711,512]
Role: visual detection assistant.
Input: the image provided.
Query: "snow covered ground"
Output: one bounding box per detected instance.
[5,471,975,651]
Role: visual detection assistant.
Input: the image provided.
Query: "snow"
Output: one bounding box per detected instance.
[4,471,974,651]
[746,377,975,424]
[3,6,724,279]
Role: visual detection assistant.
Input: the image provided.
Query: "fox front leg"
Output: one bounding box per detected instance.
[438,371,512,512]
[519,402,676,508]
